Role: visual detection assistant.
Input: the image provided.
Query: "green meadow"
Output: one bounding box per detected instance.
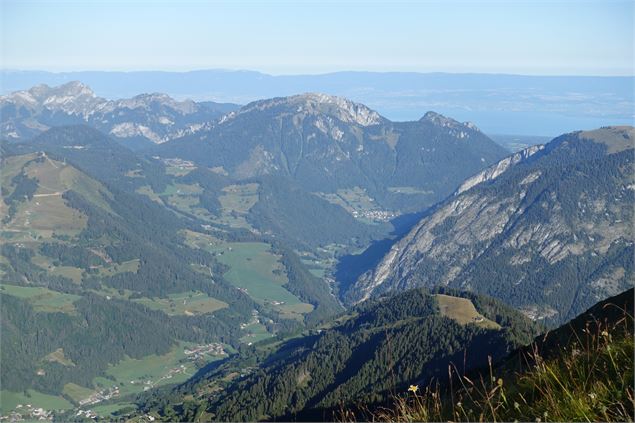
[0,284,80,314]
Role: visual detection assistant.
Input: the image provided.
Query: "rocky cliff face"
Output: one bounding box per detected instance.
[348,127,634,325]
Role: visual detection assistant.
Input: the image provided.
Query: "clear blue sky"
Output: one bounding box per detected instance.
[1,0,633,75]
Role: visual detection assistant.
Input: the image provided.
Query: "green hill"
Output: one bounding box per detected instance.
[0,147,313,415]
[134,288,539,421]
[367,288,634,422]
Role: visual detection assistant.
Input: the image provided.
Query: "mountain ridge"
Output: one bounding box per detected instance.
[1,82,240,146]
[156,93,508,214]
[347,126,634,324]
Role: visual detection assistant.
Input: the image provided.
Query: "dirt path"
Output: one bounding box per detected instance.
[33,192,64,198]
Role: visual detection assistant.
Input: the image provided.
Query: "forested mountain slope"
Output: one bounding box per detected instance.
[156,94,508,213]
[0,128,341,414]
[364,288,634,422]
[135,288,538,421]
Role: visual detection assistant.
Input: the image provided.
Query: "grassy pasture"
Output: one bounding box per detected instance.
[216,183,259,229]
[314,186,382,222]
[135,185,163,203]
[91,259,140,277]
[0,284,80,314]
[435,294,500,329]
[133,291,228,316]
[0,390,73,414]
[164,163,197,176]
[25,159,114,213]
[219,183,259,213]
[240,320,274,344]
[8,193,87,237]
[1,153,118,243]
[44,348,75,367]
[62,383,95,403]
[93,342,225,398]
[211,243,300,304]
[182,229,223,249]
[159,183,202,197]
[31,254,84,283]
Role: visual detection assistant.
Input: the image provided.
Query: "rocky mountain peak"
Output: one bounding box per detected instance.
[2,81,98,111]
[421,111,458,125]
[55,81,95,97]
[1,82,237,143]
[421,111,482,132]
[222,93,384,127]
[107,92,197,114]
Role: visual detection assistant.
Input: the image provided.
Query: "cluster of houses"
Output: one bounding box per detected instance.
[350,209,396,222]
[79,386,120,406]
[75,409,98,419]
[156,157,196,171]
[1,404,53,422]
[184,343,226,360]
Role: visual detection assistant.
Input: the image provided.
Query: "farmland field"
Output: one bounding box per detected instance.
[0,284,80,314]
[63,383,95,403]
[210,242,308,308]
[92,341,226,398]
[216,183,259,229]
[240,319,274,344]
[0,389,73,415]
[133,291,228,316]
[31,254,85,283]
[315,186,378,217]
[91,259,140,277]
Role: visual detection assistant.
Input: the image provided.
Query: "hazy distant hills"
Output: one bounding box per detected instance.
[0,81,239,148]
[2,70,633,135]
[349,127,634,325]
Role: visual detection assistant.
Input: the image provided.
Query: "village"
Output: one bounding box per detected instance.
[78,386,120,407]
[350,209,396,222]
[156,157,196,171]
[0,404,53,422]
[184,343,226,360]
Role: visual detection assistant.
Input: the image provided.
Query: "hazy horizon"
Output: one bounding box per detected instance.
[3,68,635,78]
[2,0,633,76]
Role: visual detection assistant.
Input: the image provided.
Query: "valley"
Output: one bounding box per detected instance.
[0,84,632,422]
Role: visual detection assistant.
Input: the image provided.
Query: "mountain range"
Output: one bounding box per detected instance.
[0,82,632,421]
[2,70,633,135]
[155,93,508,214]
[0,81,238,148]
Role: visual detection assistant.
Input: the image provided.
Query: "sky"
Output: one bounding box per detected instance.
[1,0,633,76]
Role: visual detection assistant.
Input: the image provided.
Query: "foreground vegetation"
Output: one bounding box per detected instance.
[354,290,634,422]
